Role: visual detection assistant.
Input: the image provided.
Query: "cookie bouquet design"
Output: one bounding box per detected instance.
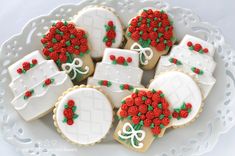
[125,9,176,70]
[41,21,94,83]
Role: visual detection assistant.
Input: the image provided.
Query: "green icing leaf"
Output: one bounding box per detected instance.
[52,38,57,43]
[72,106,77,112]
[160,124,165,129]
[174,108,180,113]
[150,123,155,128]
[127,116,132,120]
[160,114,165,119]
[63,118,67,123]
[181,103,186,109]
[73,114,79,119]
[103,36,108,42]
[148,105,153,111]
[105,25,110,31]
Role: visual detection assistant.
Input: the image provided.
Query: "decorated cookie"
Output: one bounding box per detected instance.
[149,71,202,127]
[88,48,143,108]
[53,85,113,145]
[113,88,172,152]
[155,35,216,98]
[72,6,124,59]
[41,21,94,83]
[125,9,176,70]
[8,51,73,121]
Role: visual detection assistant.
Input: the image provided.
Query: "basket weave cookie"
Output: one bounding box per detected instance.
[72,6,124,59]
[53,85,113,146]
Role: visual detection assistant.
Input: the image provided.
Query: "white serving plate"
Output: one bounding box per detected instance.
[0,0,235,156]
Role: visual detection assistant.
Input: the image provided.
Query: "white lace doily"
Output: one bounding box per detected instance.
[0,0,235,156]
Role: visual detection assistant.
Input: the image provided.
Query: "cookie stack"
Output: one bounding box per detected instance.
[7,6,216,152]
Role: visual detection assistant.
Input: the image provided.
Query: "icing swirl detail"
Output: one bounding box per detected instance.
[118,122,146,149]
[62,58,89,80]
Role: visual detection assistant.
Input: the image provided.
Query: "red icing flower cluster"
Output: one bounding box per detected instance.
[41,21,89,65]
[98,80,112,87]
[17,59,38,74]
[110,55,132,66]
[119,89,172,136]
[23,89,34,100]
[191,67,204,75]
[127,9,174,51]
[103,21,116,47]
[169,57,182,65]
[63,100,79,125]
[42,78,55,87]
[172,102,192,120]
[120,84,134,91]
[187,41,209,54]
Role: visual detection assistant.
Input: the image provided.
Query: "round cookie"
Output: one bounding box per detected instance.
[149,71,202,127]
[72,6,123,59]
[53,85,113,145]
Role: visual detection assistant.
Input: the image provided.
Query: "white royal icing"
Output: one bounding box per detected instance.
[149,71,202,127]
[102,48,139,67]
[118,122,145,149]
[55,88,113,145]
[130,42,153,66]
[72,6,123,58]
[155,35,216,98]
[8,51,73,121]
[179,34,215,56]
[62,58,89,80]
[88,48,143,108]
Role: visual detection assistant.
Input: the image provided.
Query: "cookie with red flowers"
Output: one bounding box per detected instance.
[53,85,113,145]
[8,51,73,121]
[149,71,203,128]
[41,21,94,83]
[155,35,216,98]
[72,6,124,59]
[88,48,144,108]
[113,88,172,152]
[125,9,176,70]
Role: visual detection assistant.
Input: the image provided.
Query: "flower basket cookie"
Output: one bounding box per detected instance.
[125,9,176,70]
[41,21,94,83]
[72,6,124,59]
[113,89,172,152]
[53,85,113,146]
[8,51,73,121]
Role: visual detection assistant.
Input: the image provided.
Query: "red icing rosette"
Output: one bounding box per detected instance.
[127,9,175,52]
[41,21,90,66]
